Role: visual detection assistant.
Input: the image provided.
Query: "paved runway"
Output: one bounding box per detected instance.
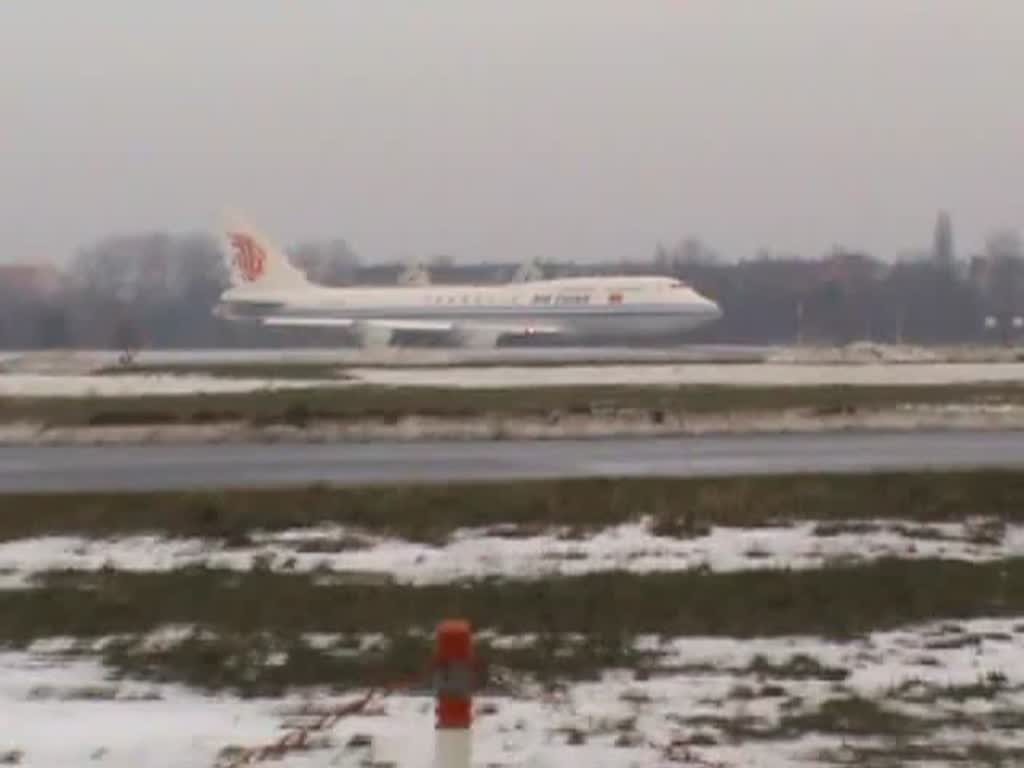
[2,431,1024,491]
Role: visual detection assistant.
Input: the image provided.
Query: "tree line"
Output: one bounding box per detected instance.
[2,218,1023,349]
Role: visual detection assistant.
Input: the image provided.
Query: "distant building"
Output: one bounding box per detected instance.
[0,264,63,301]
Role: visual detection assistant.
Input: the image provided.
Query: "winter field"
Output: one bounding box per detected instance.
[2,342,1024,397]
[0,341,1021,374]
[2,362,1024,445]
[4,362,1024,398]
[6,619,1024,768]
[4,473,1024,766]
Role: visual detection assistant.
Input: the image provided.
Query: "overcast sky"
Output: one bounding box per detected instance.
[3,1,1022,264]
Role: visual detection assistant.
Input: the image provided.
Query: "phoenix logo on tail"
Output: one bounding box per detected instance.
[229,232,267,282]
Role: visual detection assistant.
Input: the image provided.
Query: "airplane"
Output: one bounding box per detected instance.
[214,220,722,348]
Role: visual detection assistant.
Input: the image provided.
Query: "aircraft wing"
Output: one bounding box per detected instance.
[260,316,357,328]
[364,319,457,332]
[260,316,562,336]
[374,319,563,336]
[258,317,450,331]
[460,322,563,337]
[260,317,454,332]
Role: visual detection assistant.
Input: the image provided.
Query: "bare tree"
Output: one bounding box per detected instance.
[933,210,955,267]
[290,240,360,285]
[984,230,1024,339]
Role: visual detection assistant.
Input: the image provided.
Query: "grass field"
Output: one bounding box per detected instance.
[97,362,349,380]
[2,470,1023,543]
[8,557,1024,645]
[2,471,1024,687]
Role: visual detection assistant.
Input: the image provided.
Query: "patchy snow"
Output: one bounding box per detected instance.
[4,617,1024,767]
[0,373,343,398]
[3,501,1023,766]
[0,346,770,372]
[1,518,1020,588]
[346,362,1024,389]
[0,652,292,768]
[767,342,1024,365]
[768,342,947,364]
[4,403,1024,445]
[1,361,1023,399]
[4,344,1022,373]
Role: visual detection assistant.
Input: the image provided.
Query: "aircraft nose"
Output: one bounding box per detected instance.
[690,293,721,322]
[705,298,723,321]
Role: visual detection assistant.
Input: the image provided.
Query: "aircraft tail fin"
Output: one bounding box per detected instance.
[397,258,431,286]
[512,258,545,283]
[220,213,312,293]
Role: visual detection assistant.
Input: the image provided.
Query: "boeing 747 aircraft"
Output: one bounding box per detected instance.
[214,221,722,348]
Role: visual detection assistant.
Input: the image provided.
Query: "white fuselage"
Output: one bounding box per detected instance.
[217,276,722,341]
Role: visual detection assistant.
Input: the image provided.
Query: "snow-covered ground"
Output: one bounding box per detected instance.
[4,403,1024,445]
[3,449,1023,766]
[4,617,1024,767]
[347,362,1024,389]
[1,343,1020,372]
[0,346,769,373]
[1,359,1024,398]
[0,518,1017,588]
[0,373,342,398]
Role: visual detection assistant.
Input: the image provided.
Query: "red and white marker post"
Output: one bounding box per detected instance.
[433,620,475,768]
